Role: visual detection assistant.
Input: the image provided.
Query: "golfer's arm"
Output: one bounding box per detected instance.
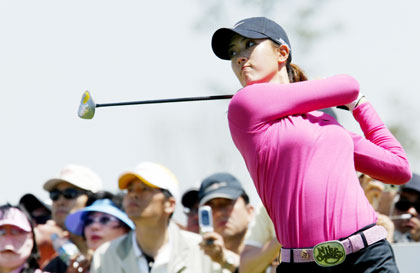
[239,238,281,273]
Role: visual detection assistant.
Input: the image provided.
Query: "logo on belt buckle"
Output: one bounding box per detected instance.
[313,240,346,267]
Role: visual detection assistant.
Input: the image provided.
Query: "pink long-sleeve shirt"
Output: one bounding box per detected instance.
[227,75,411,248]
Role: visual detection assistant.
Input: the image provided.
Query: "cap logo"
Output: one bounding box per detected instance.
[205,181,228,193]
[233,21,245,28]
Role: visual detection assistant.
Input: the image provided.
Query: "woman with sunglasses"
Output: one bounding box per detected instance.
[211,17,411,272]
[63,198,134,273]
[0,204,50,273]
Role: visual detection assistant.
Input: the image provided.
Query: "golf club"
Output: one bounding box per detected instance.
[78,91,233,119]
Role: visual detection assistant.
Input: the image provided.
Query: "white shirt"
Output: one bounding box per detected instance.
[132,232,171,273]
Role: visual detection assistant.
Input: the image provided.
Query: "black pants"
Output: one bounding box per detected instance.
[276,239,399,273]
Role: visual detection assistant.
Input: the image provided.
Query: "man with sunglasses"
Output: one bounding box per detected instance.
[91,162,227,273]
[393,173,420,243]
[42,164,103,273]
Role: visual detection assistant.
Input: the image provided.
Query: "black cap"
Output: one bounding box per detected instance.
[181,187,199,209]
[19,193,51,224]
[401,173,420,194]
[198,173,245,206]
[19,193,51,214]
[211,17,291,61]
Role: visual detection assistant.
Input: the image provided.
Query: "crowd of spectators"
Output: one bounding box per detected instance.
[1,161,419,273]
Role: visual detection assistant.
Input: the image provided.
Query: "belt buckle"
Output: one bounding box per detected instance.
[313,240,346,267]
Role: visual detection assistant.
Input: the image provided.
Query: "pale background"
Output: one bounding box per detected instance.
[1,0,419,224]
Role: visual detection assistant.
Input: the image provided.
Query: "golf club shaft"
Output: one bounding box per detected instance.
[95,95,233,108]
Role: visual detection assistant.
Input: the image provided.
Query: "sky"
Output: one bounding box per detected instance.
[1,0,419,223]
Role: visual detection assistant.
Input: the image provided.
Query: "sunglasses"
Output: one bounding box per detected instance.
[395,199,420,213]
[33,215,51,225]
[49,188,86,201]
[84,215,120,228]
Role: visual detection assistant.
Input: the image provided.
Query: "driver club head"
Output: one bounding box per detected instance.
[78,91,96,119]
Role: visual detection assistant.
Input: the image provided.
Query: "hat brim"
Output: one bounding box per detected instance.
[0,219,32,232]
[65,203,135,236]
[118,172,159,190]
[19,194,51,213]
[199,188,243,206]
[211,28,269,60]
[43,178,87,192]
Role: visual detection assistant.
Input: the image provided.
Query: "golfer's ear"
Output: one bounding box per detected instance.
[277,44,289,63]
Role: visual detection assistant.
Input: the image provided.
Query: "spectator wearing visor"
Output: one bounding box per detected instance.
[91,162,224,273]
[62,198,134,273]
[392,173,420,243]
[42,164,103,273]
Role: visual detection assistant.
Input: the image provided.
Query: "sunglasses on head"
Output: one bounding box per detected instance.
[49,188,86,201]
[395,199,420,212]
[84,215,120,227]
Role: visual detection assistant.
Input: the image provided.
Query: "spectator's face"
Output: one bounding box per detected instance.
[394,190,420,234]
[0,225,33,271]
[50,182,88,229]
[83,212,129,251]
[123,179,173,223]
[185,203,199,234]
[205,197,253,239]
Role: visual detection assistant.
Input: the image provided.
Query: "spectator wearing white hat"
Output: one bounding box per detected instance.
[42,164,103,273]
[91,162,229,273]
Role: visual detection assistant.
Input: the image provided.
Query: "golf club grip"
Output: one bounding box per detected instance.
[95,95,233,108]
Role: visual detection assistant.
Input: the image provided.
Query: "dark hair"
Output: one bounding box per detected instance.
[86,191,123,208]
[0,204,40,273]
[241,192,250,205]
[287,62,308,83]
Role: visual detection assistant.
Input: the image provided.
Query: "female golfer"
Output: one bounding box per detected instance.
[211,17,411,272]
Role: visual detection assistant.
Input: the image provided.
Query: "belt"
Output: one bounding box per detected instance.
[281,225,387,265]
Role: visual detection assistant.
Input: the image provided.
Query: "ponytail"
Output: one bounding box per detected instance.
[286,62,307,83]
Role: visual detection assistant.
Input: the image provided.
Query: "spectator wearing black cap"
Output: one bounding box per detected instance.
[392,173,420,243]
[19,193,60,268]
[181,187,199,234]
[198,173,254,273]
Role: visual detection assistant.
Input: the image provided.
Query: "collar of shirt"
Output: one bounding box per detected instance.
[131,231,171,272]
